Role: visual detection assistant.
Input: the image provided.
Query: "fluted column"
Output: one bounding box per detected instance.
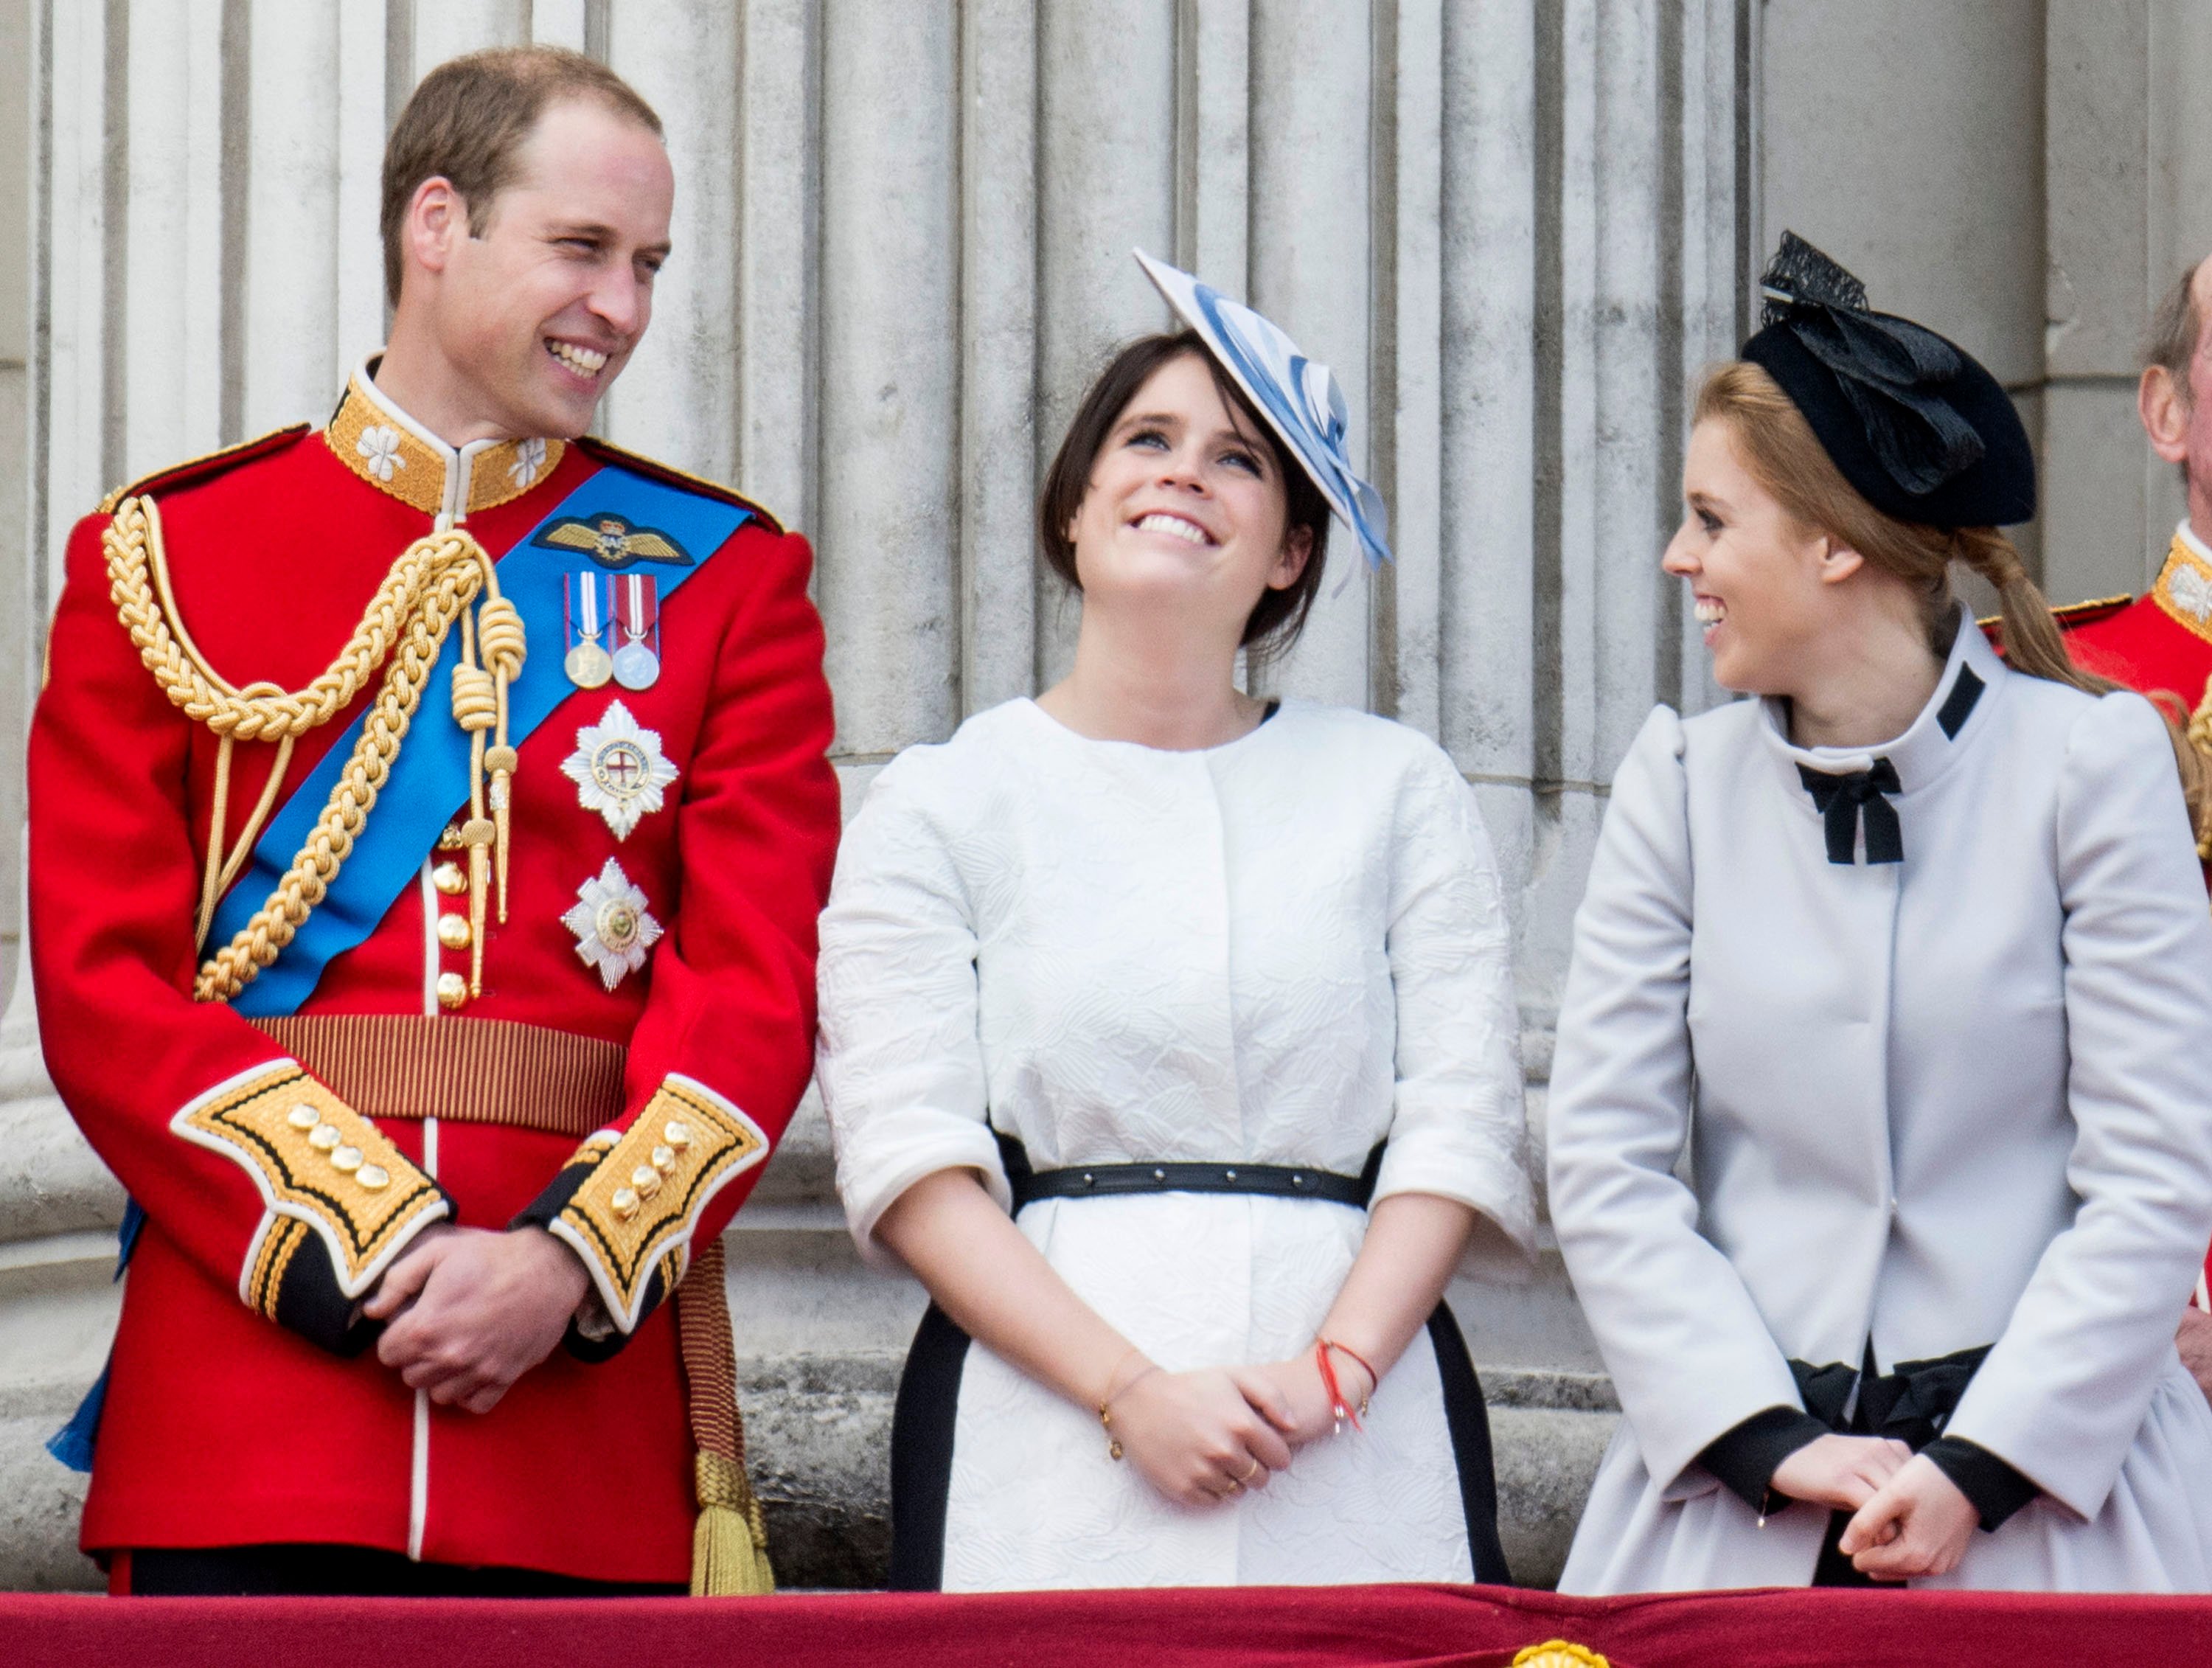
[2,0,1754,1589]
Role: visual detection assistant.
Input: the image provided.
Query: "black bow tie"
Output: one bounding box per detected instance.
[1797,758,1904,865]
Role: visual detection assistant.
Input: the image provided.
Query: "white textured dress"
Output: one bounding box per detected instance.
[1549,613,2212,1593]
[817,698,1536,1591]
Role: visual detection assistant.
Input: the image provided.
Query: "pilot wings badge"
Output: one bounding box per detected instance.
[532,510,694,569]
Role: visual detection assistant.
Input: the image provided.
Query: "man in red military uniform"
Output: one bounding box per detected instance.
[2057,259,2212,779]
[28,47,838,1595]
[2041,255,2212,1403]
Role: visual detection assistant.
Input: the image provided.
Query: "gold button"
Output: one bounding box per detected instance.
[630,1164,662,1200]
[664,1121,691,1150]
[438,823,467,851]
[611,1186,640,1220]
[437,971,469,1009]
[288,1103,321,1130]
[330,1145,363,1173]
[357,1164,391,1191]
[652,1144,678,1175]
[432,861,467,896]
[309,1124,341,1150]
[437,914,473,951]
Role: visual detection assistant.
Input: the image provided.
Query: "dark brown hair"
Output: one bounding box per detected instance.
[380,46,664,305]
[2146,259,2205,403]
[1037,331,1332,661]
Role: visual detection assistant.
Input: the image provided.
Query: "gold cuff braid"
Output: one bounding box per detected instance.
[548,1077,767,1332]
[173,1062,448,1299]
[102,494,524,1002]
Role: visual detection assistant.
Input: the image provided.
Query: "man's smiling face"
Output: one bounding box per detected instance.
[425,97,675,439]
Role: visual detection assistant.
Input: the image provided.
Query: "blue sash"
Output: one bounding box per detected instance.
[49,462,748,1472]
[212,463,748,1018]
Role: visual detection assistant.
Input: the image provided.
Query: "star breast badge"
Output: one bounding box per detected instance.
[532,510,692,569]
[563,858,664,991]
[561,699,680,839]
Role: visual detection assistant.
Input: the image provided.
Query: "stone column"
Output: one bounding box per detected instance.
[0,0,1751,1588]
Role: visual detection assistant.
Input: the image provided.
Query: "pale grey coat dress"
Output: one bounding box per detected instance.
[1548,610,2212,1593]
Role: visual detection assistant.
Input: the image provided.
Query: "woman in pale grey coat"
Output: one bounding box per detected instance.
[1548,236,2212,1593]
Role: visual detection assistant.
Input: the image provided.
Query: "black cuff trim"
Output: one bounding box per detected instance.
[1700,1405,1833,1512]
[512,1161,594,1233]
[271,1229,385,1358]
[1921,1436,2039,1531]
[563,1317,629,1364]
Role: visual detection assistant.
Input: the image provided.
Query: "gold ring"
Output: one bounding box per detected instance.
[1237,1458,1263,1484]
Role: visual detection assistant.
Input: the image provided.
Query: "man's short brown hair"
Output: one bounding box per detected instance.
[2146,258,2205,404]
[380,46,663,305]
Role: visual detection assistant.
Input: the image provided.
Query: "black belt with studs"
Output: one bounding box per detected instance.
[995,1130,1384,1212]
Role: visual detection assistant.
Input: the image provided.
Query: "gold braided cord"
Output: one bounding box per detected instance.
[102,494,523,1004]
[111,496,423,743]
[2187,675,2212,861]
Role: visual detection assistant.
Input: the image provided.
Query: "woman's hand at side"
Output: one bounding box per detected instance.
[1767,1434,1913,1512]
[1108,1367,1296,1507]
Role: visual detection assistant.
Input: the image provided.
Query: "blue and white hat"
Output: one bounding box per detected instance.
[1135,249,1391,570]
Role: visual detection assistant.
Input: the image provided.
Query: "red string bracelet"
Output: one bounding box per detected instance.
[1322,1338,1379,1394]
[1314,1339,1368,1434]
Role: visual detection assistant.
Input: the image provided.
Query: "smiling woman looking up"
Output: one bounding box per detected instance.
[815,254,1537,1592]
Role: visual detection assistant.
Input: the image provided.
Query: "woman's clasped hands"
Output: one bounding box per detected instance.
[1098,1347,1375,1508]
[1769,1435,1978,1580]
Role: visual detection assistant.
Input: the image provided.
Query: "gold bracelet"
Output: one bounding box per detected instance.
[1097,1349,1155,1462]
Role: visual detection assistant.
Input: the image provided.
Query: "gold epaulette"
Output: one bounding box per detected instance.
[96,423,311,515]
[2051,592,2136,626]
[574,435,786,537]
[1979,594,2138,644]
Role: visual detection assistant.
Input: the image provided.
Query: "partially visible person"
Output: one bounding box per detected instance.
[2039,256,2212,1401]
[31,46,837,1596]
[815,251,1535,1591]
[2059,256,2212,757]
[1549,234,2212,1593]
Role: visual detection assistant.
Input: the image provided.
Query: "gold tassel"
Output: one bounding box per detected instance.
[691,1450,774,1596]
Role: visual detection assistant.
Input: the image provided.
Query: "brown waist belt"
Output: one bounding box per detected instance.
[250,1014,625,1141]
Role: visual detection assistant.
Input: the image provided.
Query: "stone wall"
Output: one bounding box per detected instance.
[5,0,2207,1595]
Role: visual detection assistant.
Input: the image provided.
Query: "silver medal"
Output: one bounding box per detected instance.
[611,574,661,690]
[612,641,660,689]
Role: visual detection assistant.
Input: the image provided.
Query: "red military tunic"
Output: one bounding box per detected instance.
[29,365,839,1582]
[2056,524,2212,742]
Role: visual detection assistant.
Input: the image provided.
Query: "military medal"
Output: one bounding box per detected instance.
[611,573,661,690]
[563,858,664,990]
[560,698,680,840]
[563,572,613,689]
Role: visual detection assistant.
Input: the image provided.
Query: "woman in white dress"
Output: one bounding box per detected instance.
[816,252,1535,1591]
[1548,234,2212,1593]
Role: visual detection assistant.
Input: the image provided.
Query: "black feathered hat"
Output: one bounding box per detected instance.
[1741,233,2035,528]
